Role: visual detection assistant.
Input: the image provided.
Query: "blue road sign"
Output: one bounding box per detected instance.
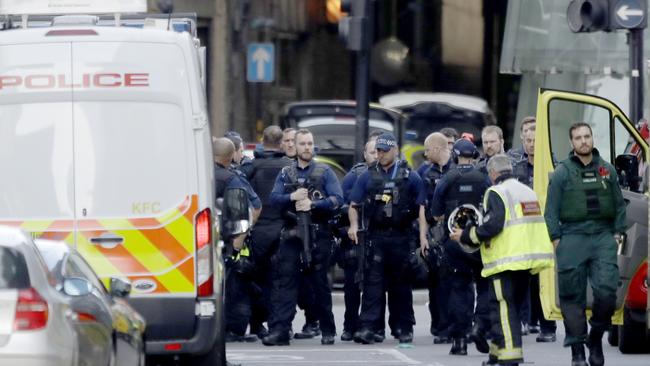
[615,0,645,28]
[247,43,274,83]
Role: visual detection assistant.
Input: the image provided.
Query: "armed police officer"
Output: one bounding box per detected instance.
[421,132,454,344]
[246,126,293,339]
[430,138,491,356]
[450,154,555,366]
[544,122,626,366]
[263,129,343,346]
[339,138,377,342]
[213,137,262,342]
[225,131,253,177]
[281,126,322,339]
[347,132,427,345]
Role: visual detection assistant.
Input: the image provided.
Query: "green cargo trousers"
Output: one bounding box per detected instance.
[556,232,618,346]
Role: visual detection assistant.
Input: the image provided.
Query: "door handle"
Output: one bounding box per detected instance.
[89,233,124,248]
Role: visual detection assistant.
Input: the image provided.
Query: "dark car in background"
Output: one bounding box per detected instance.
[379,92,497,146]
[280,100,408,171]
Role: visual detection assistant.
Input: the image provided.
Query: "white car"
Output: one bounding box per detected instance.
[0,226,82,365]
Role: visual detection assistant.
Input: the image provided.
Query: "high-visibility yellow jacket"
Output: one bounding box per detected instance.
[478,178,555,278]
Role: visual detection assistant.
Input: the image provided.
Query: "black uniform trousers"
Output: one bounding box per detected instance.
[249,221,283,331]
[225,258,253,336]
[268,230,336,336]
[487,270,531,364]
[471,253,491,334]
[358,230,414,334]
[441,238,475,339]
[340,236,387,334]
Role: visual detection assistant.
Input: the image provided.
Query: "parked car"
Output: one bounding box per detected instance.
[379,92,497,146]
[34,239,146,366]
[280,100,413,170]
[0,226,104,365]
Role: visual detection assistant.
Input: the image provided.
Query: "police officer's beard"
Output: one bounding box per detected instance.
[575,144,593,156]
[298,152,313,163]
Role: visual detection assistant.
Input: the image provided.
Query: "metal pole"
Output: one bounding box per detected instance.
[354,0,373,163]
[629,28,644,124]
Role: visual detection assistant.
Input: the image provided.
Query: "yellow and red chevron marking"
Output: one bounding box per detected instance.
[0,195,199,295]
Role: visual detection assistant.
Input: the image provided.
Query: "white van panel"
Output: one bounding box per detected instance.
[73,102,189,220]
[0,43,73,221]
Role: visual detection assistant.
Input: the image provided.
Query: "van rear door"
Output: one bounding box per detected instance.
[70,41,198,298]
[0,43,75,235]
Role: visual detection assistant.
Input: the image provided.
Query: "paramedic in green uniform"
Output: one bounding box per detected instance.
[544,122,626,366]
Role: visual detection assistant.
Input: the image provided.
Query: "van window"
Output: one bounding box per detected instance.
[73,102,189,218]
[0,103,74,219]
[0,247,29,289]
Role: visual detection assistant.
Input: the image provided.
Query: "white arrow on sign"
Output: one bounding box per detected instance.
[617,5,644,21]
[252,47,271,80]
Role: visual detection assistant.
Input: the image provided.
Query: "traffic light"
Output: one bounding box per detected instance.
[338,0,369,51]
[325,0,345,23]
[567,0,647,33]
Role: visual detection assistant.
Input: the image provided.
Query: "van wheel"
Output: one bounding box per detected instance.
[607,325,619,346]
[618,307,650,354]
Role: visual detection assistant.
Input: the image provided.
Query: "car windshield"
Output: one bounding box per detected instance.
[297,117,394,150]
[404,105,488,144]
[0,247,30,289]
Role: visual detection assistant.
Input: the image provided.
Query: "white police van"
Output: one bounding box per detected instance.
[0,1,224,364]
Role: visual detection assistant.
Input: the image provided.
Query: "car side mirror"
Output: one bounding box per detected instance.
[221,188,251,239]
[109,277,132,298]
[62,277,93,297]
[615,154,641,192]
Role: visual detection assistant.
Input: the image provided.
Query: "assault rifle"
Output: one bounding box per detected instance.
[284,180,316,270]
[353,203,369,289]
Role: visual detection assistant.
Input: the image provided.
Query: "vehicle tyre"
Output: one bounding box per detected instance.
[607,325,619,347]
[618,306,650,354]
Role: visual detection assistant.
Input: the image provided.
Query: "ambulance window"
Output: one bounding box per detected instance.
[614,116,635,157]
[548,99,612,163]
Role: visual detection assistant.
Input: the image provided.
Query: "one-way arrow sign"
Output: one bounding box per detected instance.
[614,0,646,29]
[247,43,274,83]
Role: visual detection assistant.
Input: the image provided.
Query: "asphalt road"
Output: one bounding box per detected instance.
[226,290,650,366]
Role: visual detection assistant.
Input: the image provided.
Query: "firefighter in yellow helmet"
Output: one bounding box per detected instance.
[450,154,554,366]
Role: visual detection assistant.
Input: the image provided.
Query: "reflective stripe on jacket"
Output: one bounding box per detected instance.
[480,178,554,278]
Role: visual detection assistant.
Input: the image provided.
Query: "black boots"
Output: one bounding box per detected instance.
[262,330,290,346]
[468,323,489,354]
[570,344,588,366]
[449,337,468,355]
[588,330,605,366]
[353,328,375,344]
[294,321,321,339]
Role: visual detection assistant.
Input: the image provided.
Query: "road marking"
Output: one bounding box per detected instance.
[378,349,422,365]
[227,348,438,364]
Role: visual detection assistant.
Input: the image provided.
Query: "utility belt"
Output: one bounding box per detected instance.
[368,226,410,237]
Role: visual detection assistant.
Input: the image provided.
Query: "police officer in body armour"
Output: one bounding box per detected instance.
[347,132,428,345]
[281,127,321,339]
[213,138,262,342]
[339,137,385,342]
[430,138,491,355]
[246,126,293,339]
[263,129,343,346]
[421,132,455,344]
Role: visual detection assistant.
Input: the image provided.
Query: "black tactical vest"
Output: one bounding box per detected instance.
[248,151,292,222]
[442,166,487,219]
[423,163,452,223]
[283,163,330,223]
[366,160,417,229]
[214,163,237,199]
